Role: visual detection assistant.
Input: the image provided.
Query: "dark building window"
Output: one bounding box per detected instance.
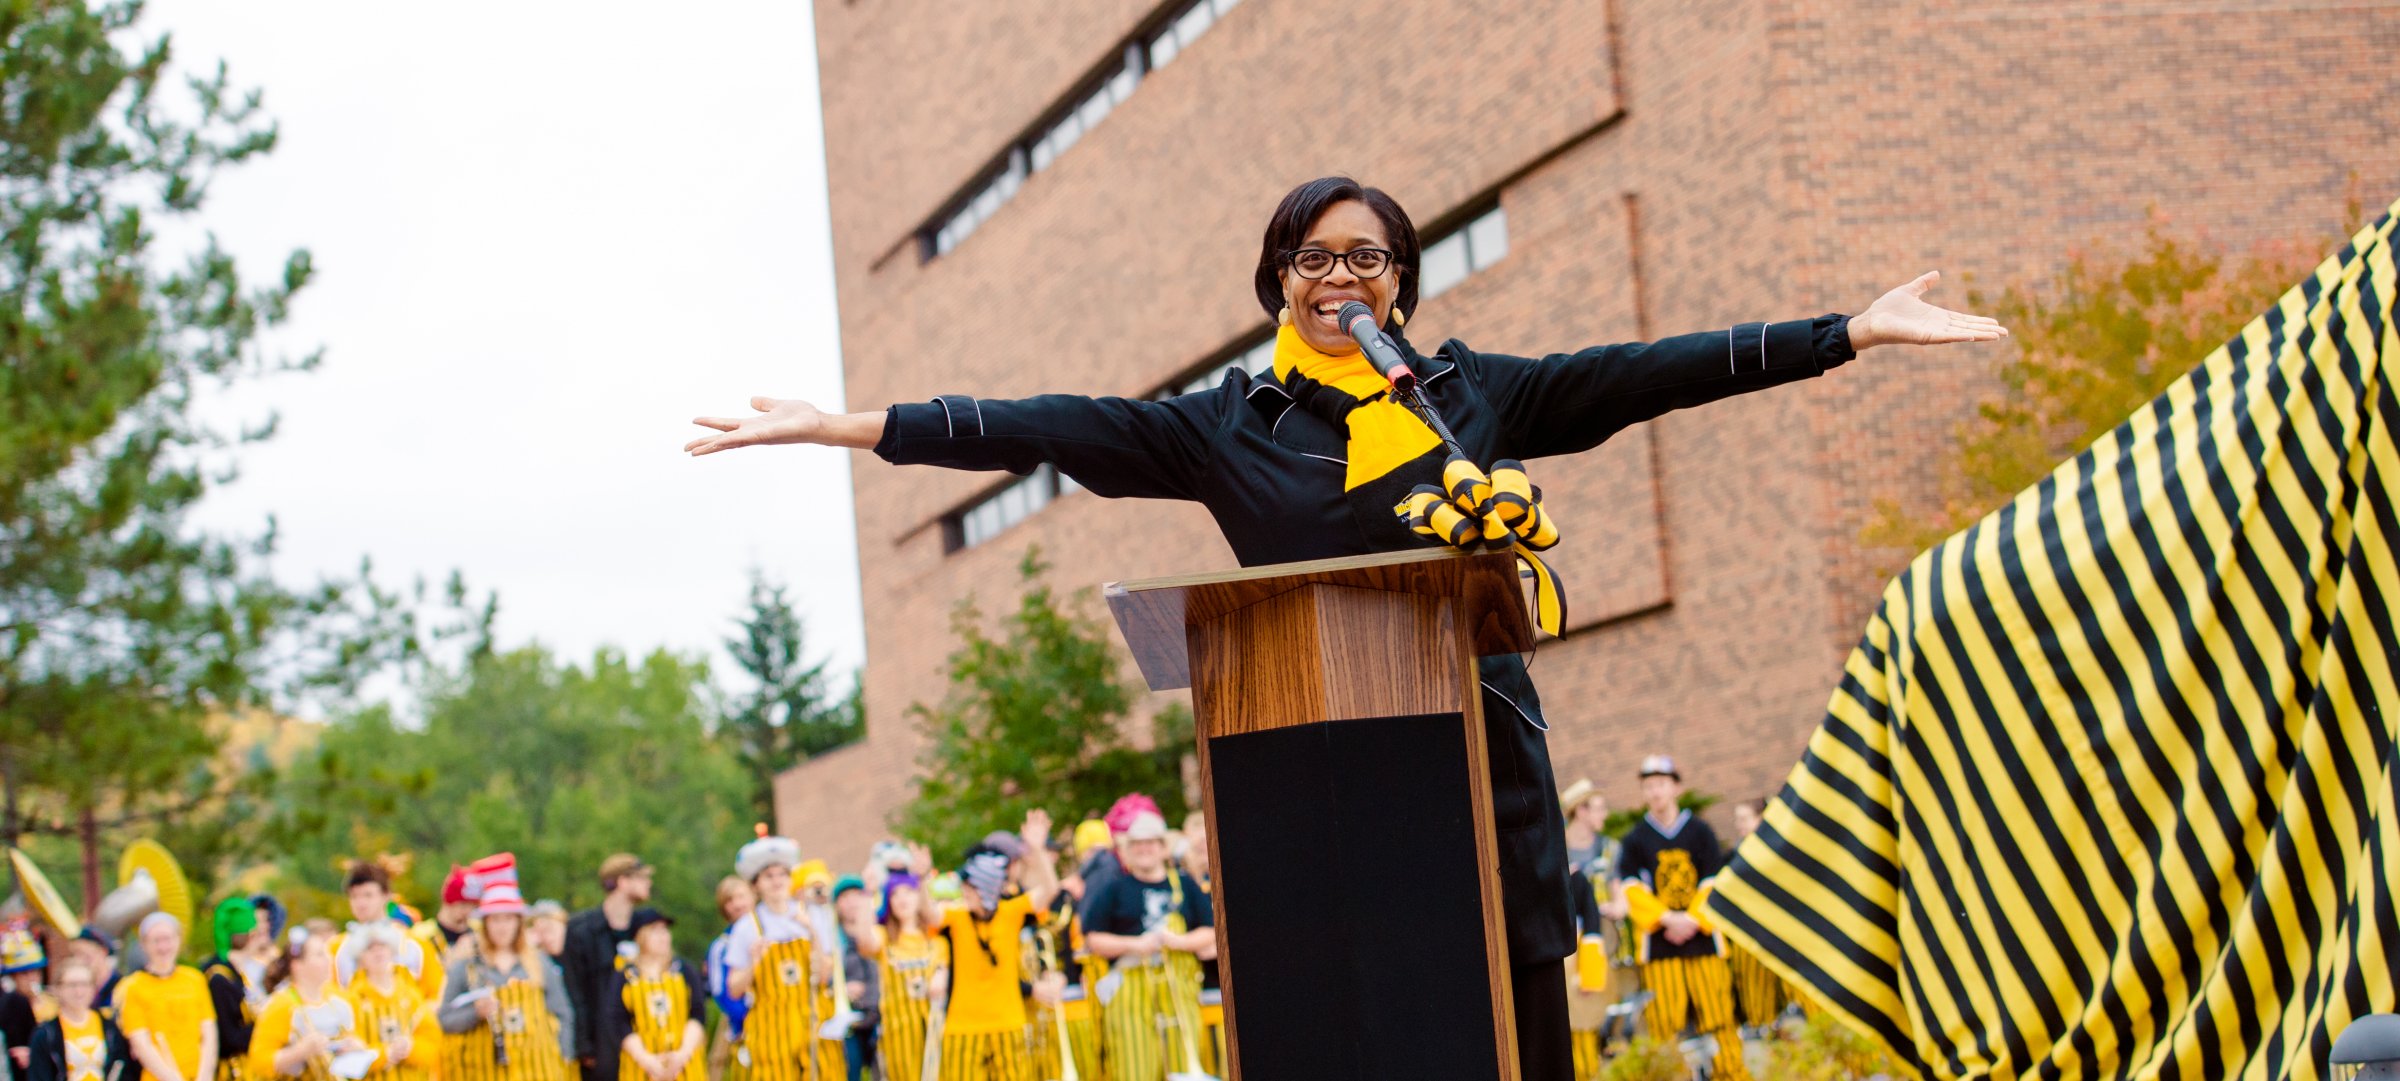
[1419,204,1508,299]
[944,464,1072,552]
[922,0,1246,259]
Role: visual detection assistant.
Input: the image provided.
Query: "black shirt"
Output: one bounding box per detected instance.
[877,317,1851,964]
[1617,811,1724,961]
[198,956,253,1060]
[1083,870,1212,938]
[2,986,36,1054]
[563,909,635,1073]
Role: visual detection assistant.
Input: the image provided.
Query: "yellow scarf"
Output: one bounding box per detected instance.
[1270,325,1569,635]
[1270,325,1442,491]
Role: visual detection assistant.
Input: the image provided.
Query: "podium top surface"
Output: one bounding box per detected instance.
[1104,547,1535,691]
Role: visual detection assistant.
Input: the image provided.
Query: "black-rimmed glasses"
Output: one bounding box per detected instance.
[1286,247,1396,280]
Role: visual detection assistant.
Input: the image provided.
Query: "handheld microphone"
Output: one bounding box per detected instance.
[1337,301,1417,391]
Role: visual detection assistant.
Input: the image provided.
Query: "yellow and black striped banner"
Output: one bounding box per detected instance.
[1704,195,2400,1079]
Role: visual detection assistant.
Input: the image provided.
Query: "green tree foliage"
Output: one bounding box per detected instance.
[896,549,1190,862]
[0,0,419,895]
[1863,212,2335,564]
[723,569,861,821]
[272,645,753,956]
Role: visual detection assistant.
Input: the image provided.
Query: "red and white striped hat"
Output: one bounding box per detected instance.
[477,880,527,916]
[461,853,518,902]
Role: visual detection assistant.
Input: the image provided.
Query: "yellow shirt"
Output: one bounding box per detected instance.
[247,987,357,1080]
[118,967,215,1081]
[940,895,1032,1036]
[61,1013,108,1081]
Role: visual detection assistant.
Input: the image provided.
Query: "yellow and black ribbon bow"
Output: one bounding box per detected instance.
[1396,455,1567,635]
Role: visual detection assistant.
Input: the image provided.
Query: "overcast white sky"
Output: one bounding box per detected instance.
[158,1,868,694]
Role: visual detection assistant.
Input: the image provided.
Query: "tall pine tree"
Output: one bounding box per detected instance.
[723,569,860,821]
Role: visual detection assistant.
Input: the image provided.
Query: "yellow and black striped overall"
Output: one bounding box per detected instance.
[619,963,705,1081]
[1023,918,1098,1081]
[742,916,819,1081]
[877,930,943,1081]
[443,976,571,1081]
[1097,875,1205,1081]
[1724,943,1789,1030]
[808,967,842,1079]
[348,975,435,1081]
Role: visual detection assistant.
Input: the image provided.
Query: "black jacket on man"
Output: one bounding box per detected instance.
[27,1013,132,1081]
[561,909,633,1081]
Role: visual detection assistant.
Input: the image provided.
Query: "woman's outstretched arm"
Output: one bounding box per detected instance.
[1477,271,2007,460]
[686,398,885,454]
[686,390,1224,503]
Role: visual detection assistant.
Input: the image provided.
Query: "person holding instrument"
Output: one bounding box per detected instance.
[686,175,2006,1078]
[248,932,362,1081]
[439,881,575,1081]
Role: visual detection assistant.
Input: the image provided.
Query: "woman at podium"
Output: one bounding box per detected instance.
[687,175,2005,1079]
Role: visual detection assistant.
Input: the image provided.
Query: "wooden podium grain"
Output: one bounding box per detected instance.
[1106,547,1532,1081]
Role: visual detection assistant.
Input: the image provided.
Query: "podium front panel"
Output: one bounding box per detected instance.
[1208,711,1501,1080]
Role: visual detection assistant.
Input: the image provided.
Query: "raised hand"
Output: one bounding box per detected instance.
[1021,808,1053,848]
[1851,271,2008,349]
[685,397,833,456]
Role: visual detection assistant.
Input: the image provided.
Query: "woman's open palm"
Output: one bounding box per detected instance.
[1857,270,2008,347]
[686,397,826,456]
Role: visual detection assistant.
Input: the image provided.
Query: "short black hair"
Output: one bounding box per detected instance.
[1252,176,1420,328]
[345,861,392,894]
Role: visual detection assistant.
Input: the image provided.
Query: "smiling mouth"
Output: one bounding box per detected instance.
[1309,296,1367,333]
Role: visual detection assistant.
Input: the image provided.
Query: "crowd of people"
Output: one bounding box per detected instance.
[0,754,1797,1081]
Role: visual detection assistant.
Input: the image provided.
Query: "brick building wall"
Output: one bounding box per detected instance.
[781,0,2400,868]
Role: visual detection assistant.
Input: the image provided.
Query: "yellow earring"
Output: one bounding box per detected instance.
[1391,308,1407,328]
[1277,304,1292,327]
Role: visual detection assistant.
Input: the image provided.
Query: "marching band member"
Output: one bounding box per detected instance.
[203,898,267,1081]
[721,832,816,1081]
[701,878,754,1081]
[119,914,218,1081]
[608,910,705,1081]
[864,876,941,1081]
[26,959,129,1081]
[332,864,440,1003]
[439,873,575,1081]
[1618,756,1747,1081]
[249,933,361,1081]
[1082,814,1209,1081]
[342,924,440,1081]
[933,812,1057,1081]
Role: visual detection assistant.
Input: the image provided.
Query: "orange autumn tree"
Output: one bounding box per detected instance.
[1863,206,2351,566]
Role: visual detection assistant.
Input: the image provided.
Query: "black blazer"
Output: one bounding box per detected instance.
[27,1014,133,1081]
[876,315,1852,962]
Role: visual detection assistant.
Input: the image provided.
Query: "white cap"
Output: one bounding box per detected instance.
[1124,812,1169,842]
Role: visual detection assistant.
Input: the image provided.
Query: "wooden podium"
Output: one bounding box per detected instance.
[1105,547,1534,1081]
